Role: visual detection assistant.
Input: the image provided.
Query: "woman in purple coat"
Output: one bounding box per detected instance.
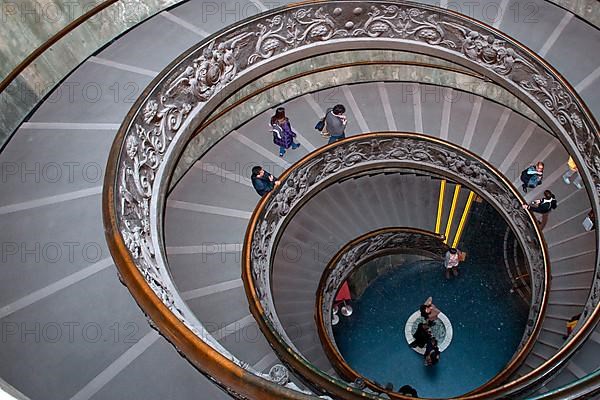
[271,107,300,157]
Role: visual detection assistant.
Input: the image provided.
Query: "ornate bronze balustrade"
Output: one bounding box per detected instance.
[243,132,549,398]
[315,227,448,390]
[103,1,600,398]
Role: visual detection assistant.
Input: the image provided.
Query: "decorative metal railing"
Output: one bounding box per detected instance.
[525,368,600,400]
[315,227,448,389]
[103,1,600,398]
[243,132,549,398]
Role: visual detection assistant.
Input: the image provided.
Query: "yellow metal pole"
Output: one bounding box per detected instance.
[444,184,461,244]
[435,180,446,234]
[452,191,476,248]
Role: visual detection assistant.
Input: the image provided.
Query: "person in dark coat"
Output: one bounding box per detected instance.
[424,338,440,366]
[523,190,557,229]
[398,385,418,397]
[520,161,544,192]
[251,166,279,196]
[271,107,300,157]
[324,104,347,144]
[410,322,431,348]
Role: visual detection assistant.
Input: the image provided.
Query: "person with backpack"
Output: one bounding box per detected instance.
[523,190,557,229]
[270,107,300,157]
[520,161,544,192]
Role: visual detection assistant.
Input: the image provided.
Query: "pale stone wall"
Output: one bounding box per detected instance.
[0,0,185,146]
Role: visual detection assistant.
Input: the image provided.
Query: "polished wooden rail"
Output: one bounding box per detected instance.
[315,227,447,397]
[0,0,119,94]
[242,132,550,399]
[102,1,600,398]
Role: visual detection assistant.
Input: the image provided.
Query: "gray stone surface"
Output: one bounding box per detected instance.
[88,335,231,400]
[0,267,150,400]
[167,0,285,34]
[501,0,571,51]
[164,207,248,246]
[547,0,600,28]
[185,287,250,333]
[0,195,107,306]
[545,16,600,85]
[0,128,113,206]
[97,12,204,73]
[28,63,152,123]
[167,252,242,292]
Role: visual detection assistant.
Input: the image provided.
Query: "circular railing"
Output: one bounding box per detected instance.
[315,227,448,390]
[243,132,549,398]
[103,1,600,398]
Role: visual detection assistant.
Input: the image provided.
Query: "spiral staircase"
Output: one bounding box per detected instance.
[1,0,600,399]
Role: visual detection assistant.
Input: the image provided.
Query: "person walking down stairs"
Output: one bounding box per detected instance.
[270,107,301,157]
[562,156,583,190]
[523,190,557,229]
[325,104,348,144]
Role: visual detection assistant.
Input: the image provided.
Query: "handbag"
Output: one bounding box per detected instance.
[314,119,325,131]
[315,112,330,137]
[321,120,330,137]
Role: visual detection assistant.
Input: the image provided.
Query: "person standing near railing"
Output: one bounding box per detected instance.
[325,104,348,144]
[562,156,583,190]
[251,166,279,196]
[523,190,557,229]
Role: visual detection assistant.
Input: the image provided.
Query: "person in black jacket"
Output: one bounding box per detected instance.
[398,385,418,397]
[251,166,279,196]
[523,190,557,229]
[410,322,431,348]
[424,338,440,366]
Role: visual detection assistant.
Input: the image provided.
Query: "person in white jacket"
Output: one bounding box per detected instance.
[444,248,462,279]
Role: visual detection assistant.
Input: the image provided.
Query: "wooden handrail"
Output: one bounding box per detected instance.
[0,0,119,94]
[102,1,600,398]
[243,132,550,399]
[315,227,448,397]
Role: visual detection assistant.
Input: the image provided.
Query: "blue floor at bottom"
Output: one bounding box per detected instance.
[333,259,529,398]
